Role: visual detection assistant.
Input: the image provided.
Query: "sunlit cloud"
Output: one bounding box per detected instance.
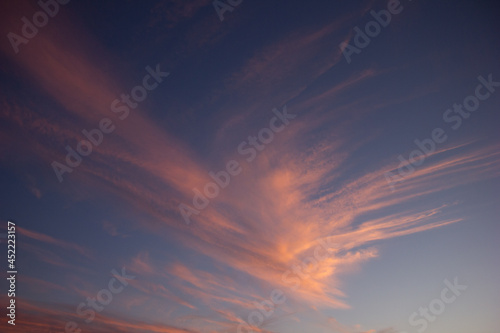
[0,0,498,332]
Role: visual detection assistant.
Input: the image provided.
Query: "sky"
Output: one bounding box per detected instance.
[0,0,499,332]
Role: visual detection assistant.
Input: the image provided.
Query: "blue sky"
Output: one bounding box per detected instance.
[0,0,499,332]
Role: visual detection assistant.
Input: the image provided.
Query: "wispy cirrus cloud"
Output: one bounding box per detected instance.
[18,226,92,258]
[1,1,498,332]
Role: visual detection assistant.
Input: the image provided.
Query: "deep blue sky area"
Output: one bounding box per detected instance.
[0,0,499,332]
